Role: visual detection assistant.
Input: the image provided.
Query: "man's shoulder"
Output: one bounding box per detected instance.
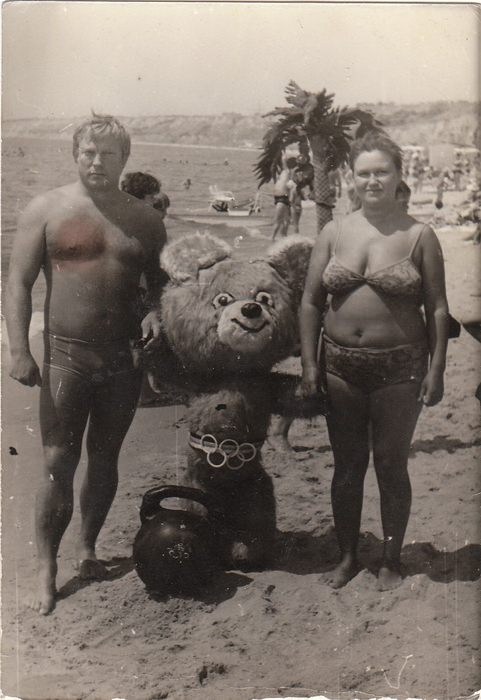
[29,182,78,207]
[20,184,70,221]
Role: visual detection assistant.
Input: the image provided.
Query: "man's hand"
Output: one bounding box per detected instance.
[140,310,162,351]
[10,351,42,387]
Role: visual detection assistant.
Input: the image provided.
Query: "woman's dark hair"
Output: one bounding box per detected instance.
[349,131,403,173]
[121,171,160,199]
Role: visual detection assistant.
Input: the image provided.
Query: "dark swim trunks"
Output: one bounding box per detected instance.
[274,195,290,207]
[323,334,428,394]
[44,333,139,385]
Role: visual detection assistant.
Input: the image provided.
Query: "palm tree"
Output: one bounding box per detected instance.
[255,80,383,233]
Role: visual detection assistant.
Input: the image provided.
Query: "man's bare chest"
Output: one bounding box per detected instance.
[46,209,145,264]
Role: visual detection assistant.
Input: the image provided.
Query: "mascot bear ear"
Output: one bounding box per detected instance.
[160,232,233,283]
[267,235,313,306]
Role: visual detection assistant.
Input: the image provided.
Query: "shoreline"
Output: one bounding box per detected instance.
[2,133,260,153]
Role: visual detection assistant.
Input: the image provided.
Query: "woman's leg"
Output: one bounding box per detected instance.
[325,372,370,588]
[370,382,422,590]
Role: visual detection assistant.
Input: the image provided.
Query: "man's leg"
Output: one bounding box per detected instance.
[32,366,91,614]
[272,202,285,240]
[281,204,290,236]
[77,370,142,578]
[291,206,301,234]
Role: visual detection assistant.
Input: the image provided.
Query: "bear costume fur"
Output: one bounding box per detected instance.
[152,231,317,570]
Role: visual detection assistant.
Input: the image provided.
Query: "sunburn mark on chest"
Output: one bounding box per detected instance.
[48,215,143,265]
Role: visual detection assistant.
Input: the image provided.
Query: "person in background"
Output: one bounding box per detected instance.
[410,155,425,194]
[121,171,170,220]
[120,170,171,405]
[290,154,314,234]
[301,130,449,591]
[396,180,412,212]
[328,168,342,198]
[435,168,452,209]
[6,113,166,615]
[452,152,464,191]
[272,155,297,240]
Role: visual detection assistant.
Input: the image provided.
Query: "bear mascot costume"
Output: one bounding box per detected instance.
[147,231,321,573]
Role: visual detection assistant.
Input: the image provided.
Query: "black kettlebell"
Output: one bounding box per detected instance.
[133,484,221,596]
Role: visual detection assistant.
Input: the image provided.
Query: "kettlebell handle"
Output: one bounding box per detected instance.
[139,484,219,523]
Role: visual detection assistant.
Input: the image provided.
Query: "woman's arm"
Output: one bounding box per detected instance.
[300,221,333,395]
[419,226,449,406]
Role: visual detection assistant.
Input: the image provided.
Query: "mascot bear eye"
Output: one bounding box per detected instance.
[213,292,234,308]
[255,291,274,307]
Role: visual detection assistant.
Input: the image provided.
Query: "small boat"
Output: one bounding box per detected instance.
[170,209,272,227]
[171,186,272,227]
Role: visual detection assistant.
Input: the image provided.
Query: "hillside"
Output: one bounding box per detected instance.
[2,101,479,149]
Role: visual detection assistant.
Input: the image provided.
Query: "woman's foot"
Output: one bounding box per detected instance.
[26,564,57,615]
[378,563,403,590]
[325,557,361,589]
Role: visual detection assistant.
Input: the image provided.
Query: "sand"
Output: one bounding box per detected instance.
[1,147,480,700]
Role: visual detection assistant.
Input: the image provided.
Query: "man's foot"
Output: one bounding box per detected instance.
[76,547,108,580]
[377,564,403,590]
[325,559,361,589]
[76,557,108,580]
[26,566,56,615]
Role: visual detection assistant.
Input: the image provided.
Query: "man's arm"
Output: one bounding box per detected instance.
[140,214,168,349]
[5,196,48,386]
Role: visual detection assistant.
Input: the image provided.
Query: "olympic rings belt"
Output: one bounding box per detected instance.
[189,432,264,471]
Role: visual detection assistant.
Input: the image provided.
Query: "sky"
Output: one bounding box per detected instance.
[2,1,480,120]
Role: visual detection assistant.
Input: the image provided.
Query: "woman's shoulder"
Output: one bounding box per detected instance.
[402,214,433,239]
[404,217,439,258]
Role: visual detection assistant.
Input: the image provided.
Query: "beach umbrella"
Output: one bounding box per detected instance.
[255,80,383,233]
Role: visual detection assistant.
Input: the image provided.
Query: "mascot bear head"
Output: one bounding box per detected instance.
[159,232,313,376]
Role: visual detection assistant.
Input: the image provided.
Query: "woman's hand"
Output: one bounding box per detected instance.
[418,368,444,406]
[301,364,320,398]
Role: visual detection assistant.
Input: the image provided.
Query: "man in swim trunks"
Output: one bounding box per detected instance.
[290,154,314,234]
[272,155,297,240]
[6,113,167,615]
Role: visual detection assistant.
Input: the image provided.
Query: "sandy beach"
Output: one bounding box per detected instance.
[1,138,480,700]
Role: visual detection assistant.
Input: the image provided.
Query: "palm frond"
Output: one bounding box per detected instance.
[284,80,311,108]
[263,105,304,120]
[254,112,305,185]
[255,82,383,183]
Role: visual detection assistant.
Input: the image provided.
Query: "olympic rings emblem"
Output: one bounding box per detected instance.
[193,433,258,470]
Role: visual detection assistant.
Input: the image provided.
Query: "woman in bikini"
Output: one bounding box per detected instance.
[300,131,449,590]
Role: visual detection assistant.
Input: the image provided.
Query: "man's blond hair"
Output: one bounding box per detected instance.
[72,112,131,163]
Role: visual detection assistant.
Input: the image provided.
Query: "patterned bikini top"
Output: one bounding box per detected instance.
[322,220,425,300]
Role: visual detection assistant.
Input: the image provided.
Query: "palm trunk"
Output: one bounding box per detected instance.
[308,134,335,234]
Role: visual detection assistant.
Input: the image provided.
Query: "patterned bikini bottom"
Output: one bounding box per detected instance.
[323,334,429,394]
